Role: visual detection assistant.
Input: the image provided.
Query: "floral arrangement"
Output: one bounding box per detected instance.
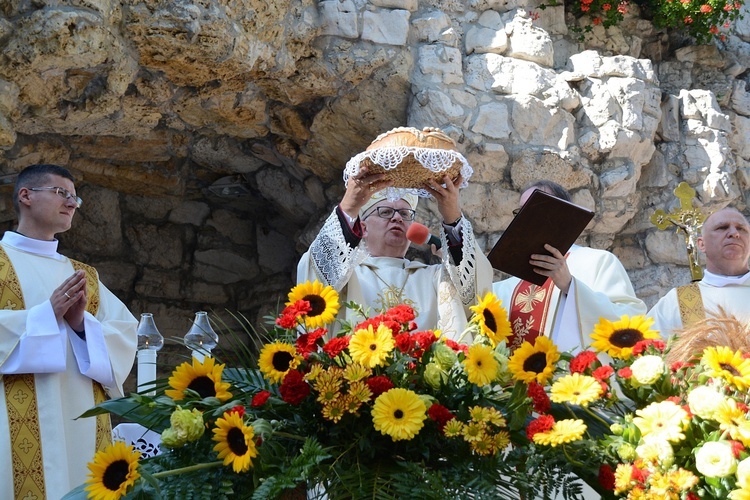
[65,281,750,500]
[538,0,745,44]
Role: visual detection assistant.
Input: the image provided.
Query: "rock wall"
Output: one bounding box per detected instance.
[1,0,749,385]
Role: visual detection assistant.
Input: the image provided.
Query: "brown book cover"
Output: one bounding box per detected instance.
[488,190,595,286]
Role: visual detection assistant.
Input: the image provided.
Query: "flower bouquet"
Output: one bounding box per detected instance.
[65,283,601,500]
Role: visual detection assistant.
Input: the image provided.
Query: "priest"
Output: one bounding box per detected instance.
[0,164,138,499]
[493,180,646,352]
[297,163,492,339]
[649,207,750,335]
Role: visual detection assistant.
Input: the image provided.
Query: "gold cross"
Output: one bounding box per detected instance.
[650,182,707,282]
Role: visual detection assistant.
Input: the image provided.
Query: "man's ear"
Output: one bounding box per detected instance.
[361,221,368,238]
[697,235,705,253]
[17,187,32,207]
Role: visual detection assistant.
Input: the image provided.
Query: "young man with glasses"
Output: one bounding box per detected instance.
[297,166,492,339]
[0,164,138,499]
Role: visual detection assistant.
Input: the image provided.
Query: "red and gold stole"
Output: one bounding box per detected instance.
[676,282,705,328]
[0,246,110,499]
[506,277,556,351]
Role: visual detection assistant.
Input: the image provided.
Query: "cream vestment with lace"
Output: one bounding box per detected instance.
[297,208,492,339]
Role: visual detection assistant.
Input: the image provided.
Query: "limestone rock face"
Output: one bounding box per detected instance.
[2,0,750,386]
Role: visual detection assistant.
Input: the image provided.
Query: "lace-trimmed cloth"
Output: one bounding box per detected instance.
[344,147,473,200]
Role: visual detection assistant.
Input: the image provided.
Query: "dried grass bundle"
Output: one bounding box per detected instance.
[665,306,750,365]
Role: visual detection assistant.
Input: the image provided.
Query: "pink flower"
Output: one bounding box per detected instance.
[602,3,612,10]
[592,17,602,25]
[684,15,694,24]
[700,4,713,12]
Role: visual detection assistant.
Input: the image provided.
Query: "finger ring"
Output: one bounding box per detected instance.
[64,292,71,299]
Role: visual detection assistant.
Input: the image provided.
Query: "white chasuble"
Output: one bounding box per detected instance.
[648,270,750,339]
[0,235,138,499]
[298,208,493,339]
[493,246,646,352]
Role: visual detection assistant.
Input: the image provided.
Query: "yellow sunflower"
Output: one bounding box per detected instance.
[212,411,258,473]
[348,323,395,368]
[508,336,560,385]
[287,280,340,329]
[463,343,500,387]
[590,315,659,359]
[550,373,603,407]
[85,441,140,500]
[469,292,512,346]
[165,356,232,402]
[532,418,587,447]
[258,341,303,384]
[702,346,750,390]
[371,388,427,441]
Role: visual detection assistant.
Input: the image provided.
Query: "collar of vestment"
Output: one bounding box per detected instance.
[702,269,750,287]
[364,256,429,270]
[1,231,63,260]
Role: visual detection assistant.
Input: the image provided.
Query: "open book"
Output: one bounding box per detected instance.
[487,190,595,286]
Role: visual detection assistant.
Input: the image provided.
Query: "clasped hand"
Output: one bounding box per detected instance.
[52,270,87,332]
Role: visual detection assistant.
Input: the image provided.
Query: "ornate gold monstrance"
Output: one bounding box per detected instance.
[650,182,707,282]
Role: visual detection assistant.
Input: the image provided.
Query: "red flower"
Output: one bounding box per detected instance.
[666,396,681,405]
[630,464,649,484]
[592,16,602,25]
[322,336,350,357]
[632,339,666,356]
[526,415,555,440]
[684,15,694,24]
[570,351,598,373]
[412,331,438,356]
[251,391,271,407]
[279,370,310,405]
[427,404,455,432]
[731,440,745,458]
[617,3,628,13]
[700,4,713,12]
[686,493,700,500]
[528,382,551,413]
[602,3,612,10]
[709,25,719,34]
[296,328,327,359]
[275,312,298,329]
[593,365,614,381]
[618,367,632,378]
[443,339,468,354]
[580,4,590,11]
[228,405,246,417]
[366,375,394,398]
[738,402,749,413]
[385,304,416,324]
[394,332,416,353]
[598,464,615,490]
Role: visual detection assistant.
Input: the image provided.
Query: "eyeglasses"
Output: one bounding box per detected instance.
[512,208,521,216]
[364,206,416,221]
[29,187,83,208]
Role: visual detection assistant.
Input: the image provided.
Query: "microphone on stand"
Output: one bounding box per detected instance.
[406,222,442,250]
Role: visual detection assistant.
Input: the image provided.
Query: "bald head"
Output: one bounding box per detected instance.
[698,208,750,276]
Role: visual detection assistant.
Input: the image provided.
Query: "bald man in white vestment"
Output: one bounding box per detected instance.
[0,164,137,499]
[649,207,750,336]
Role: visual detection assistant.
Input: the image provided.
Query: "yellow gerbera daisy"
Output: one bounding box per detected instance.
[471,437,494,455]
[287,280,340,328]
[212,411,258,473]
[347,380,373,403]
[469,292,512,346]
[507,336,560,385]
[462,422,486,442]
[463,343,500,386]
[670,468,699,491]
[371,388,426,441]
[702,346,750,390]
[85,441,140,500]
[614,463,634,494]
[590,315,659,359]
[258,341,302,384]
[349,323,395,368]
[165,356,232,402]
[343,362,372,382]
[550,373,603,407]
[532,418,586,447]
[492,430,510,452]
[632,400,689,443]
[322,399,348,422]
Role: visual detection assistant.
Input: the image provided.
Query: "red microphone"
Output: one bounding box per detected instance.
[406,222,442,249]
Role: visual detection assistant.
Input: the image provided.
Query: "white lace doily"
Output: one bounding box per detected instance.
[343,146,473,200]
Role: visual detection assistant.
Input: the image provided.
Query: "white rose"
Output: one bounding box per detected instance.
[636,437,674,468]
[736,457,750,488]
[695,441,737,478]
[630,355,665,386]
[688,385,726,421]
